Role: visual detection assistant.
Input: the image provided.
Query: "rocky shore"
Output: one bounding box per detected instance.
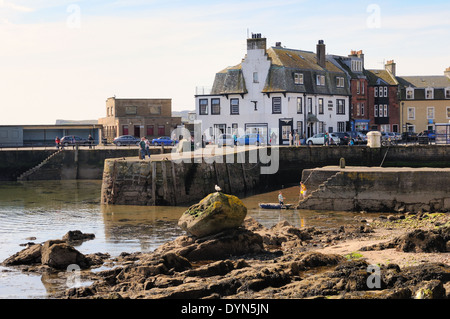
[2,207,449,299]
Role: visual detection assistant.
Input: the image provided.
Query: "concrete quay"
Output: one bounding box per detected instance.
[299,166,450,212]
[101,144,450,207]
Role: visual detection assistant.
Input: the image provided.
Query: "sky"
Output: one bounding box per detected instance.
[0,0,449,125]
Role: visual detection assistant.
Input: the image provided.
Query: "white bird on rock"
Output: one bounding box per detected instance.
[215,185,222,192]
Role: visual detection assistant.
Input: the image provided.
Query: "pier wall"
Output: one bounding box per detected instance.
[100,152,264,206]
[298,167,450,212]
[101,145,450,206]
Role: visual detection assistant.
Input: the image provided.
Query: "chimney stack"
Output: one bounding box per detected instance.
[385,60,396,76]
[445,67,450,79]
[316,40,326,68]
[247,33,266,51]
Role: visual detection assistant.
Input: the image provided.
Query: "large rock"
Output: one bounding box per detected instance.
[41,240,89,270]
[2,244,42,266]
[178,192,247,238]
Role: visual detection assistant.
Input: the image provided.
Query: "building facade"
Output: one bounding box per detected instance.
[195,35,351,145]
[397,67,450,133]
[366,61,400,133]
[98,97,181,142]
[329,50,369,131]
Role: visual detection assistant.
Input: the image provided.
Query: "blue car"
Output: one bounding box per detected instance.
[151,136,176,146]
[236,133,263,146]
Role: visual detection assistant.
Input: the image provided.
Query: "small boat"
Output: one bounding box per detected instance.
[259,203,293,209]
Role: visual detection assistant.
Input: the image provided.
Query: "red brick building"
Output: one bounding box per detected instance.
[366,61,400,133]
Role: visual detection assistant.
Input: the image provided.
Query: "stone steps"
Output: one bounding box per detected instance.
[17,149,63,181]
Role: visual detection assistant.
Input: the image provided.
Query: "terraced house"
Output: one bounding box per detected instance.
[195,34,351,145]
[397,67,450,133]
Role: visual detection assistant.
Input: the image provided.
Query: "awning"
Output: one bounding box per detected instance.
[307,113,319,123]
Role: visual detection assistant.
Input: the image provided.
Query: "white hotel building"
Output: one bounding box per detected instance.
[195,34,351,145]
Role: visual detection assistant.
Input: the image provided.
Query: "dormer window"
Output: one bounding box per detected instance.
[445,88,450,99]
[336,77,345,88]
[425,88,434,99]
[294,73,304,85]
[406,87,414,100]
[316,75,325,86]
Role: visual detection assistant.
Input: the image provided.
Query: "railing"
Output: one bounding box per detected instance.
[195,86,212,95]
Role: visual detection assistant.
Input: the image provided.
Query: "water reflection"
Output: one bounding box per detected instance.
[100,204,186,252]
[0,180,363,298]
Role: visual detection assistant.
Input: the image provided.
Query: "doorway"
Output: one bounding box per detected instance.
[278,119,293,145]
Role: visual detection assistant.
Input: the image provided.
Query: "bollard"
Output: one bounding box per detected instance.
[339,157,346,168]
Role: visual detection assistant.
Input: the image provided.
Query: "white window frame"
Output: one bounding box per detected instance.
[361,103,365,116]
[446,107,450,119]
[445,88,450,99]
[384,87,388,97]
[337,77,344,88]
[374,105,378,117]
[316,75,325,86]
[253,72,259,83]
[407,107,415,120]
[374,87,378,97]
[294,73,304,85]
[427,107,435,120]
[406,88,414,99]
[384,104,388,117]
[425,88,434,99]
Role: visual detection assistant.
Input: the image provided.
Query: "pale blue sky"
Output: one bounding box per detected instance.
[1,0,449,124]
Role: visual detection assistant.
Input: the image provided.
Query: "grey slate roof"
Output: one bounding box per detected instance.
[209,46,351,97]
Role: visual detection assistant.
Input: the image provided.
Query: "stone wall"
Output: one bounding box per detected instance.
[101,153,263,206]
[298,167,450,212]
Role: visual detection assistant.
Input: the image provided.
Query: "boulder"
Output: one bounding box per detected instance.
[41,240,89,270]
[62,230,95,243]
[178,192,247,238]
[2,244,42,266]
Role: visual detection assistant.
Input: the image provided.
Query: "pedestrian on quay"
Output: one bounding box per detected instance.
[139,137,147,160]
[145,136,151,159]
[88,134,94,149]
[294,130,300,147]
[55,136,60,149]
[289,131,293,146]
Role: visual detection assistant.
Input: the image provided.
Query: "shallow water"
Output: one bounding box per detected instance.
[0,180,360,298]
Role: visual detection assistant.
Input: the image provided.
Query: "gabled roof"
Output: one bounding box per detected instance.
[209,45,350,97]
[267,47,343,72]
[396,75,450,88]
[365,69,398,86]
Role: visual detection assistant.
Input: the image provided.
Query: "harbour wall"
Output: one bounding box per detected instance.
[101,145,450,206]
[298,166,450,212]
[0,148,170,181]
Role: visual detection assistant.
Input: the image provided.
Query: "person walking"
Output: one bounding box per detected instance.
[289,131,293,146]
[324,132,329,146]
[55,136,60,149]
[294,130,300,147]
[139,137,147,160]
[145,137,151,159]
[88,134,94,149]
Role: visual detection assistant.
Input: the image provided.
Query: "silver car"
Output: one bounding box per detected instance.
[306,133,340,145]
[217,134,234,148]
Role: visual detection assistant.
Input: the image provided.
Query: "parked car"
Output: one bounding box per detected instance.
[60,135,88,146]
[306,133,340,145]
[151,136,176,146]
[346,131,367,145]
[402,132,418,142]
[113,135,140,146]
[333,132,351,145]
[236,133,264,146]
[217,134,234,148]
[418,130,436,140]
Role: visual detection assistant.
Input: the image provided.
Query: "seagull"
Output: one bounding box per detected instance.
[215,185,222,192]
